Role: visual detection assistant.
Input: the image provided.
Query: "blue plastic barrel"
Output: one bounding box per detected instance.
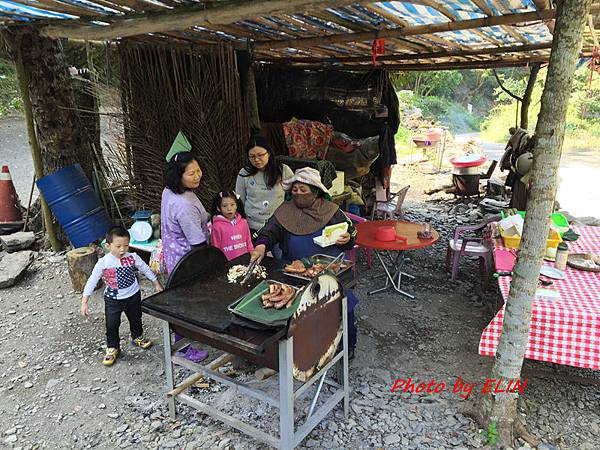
[36,164,112,247]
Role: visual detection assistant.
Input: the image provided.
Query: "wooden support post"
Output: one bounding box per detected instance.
[166,352,235,398]
[245,66,260,130]
[238,49,260,130]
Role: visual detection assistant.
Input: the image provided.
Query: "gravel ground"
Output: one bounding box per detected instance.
[1,117,599,449]
[0,163,598,450]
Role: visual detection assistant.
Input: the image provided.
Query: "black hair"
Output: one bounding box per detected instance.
[164,151,201,194]
[211,191,246,220]
[240,129,283,188]
[106,226,130,243]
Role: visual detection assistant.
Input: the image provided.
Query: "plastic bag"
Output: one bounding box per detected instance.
[149,239,166,275]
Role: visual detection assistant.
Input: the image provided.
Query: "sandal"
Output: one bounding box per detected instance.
[102,347,119,366]
[132,336,152,350]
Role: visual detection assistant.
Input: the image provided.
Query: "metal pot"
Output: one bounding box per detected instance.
[452,165,480,175]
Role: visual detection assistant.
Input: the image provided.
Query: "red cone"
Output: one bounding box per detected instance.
[0,165,21,223]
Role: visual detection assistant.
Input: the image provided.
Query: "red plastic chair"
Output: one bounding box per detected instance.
[445,217,498,284]
[345,212,372,272]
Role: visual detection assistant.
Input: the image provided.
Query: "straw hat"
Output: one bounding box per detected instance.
[281,167,329,194]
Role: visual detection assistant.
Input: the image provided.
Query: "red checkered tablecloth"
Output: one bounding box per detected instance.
[479,226,600,370]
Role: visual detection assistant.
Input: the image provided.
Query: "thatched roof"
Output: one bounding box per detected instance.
[1,1,599,70]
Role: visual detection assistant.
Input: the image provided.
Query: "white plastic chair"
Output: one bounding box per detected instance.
[371,185,410,220]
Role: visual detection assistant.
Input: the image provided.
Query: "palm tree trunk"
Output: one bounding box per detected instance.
[2,26,97,248]
[479,0,592,445]
[1,26,94,181]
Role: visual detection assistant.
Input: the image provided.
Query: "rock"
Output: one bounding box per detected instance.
[162,440,178,448]
[0,232,35,253]
[4,428,16,435]
[384,434,401,446]
[48,255,65,264]
[0,251,34,288]
[116,425,128,433]
[98,404,106,410]
[5,434,17,443]
[46,379,61,390]
[108,413,120,419]
[23,382,33,389]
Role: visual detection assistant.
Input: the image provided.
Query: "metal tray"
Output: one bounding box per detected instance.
[567,253,600,272]
[228,280,302,327]
[282,254,353,282]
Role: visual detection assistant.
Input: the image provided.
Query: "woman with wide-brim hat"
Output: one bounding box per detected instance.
[250,167,359,358]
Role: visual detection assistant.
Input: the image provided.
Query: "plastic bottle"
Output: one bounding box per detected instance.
[554,243,569,271]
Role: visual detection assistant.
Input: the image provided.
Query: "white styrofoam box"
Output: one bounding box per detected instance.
[330,171,345,196]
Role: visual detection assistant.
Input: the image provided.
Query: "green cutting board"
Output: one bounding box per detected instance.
[233,280,301,326]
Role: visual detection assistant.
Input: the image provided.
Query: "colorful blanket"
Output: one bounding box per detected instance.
[283,119,333,160]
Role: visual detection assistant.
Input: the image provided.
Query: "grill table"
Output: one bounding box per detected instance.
[142,247,351,449]
[479,225,600,370]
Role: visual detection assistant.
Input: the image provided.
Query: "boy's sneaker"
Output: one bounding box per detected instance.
[102,348,119,366]
[132,337,152,349]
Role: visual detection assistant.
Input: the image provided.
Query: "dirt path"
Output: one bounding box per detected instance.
[0,116,36,203]
[455,133,600,218]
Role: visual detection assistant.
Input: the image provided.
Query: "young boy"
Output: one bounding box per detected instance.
[81,226,163,366]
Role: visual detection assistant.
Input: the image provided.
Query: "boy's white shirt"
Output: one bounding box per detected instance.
[83,252,157,299]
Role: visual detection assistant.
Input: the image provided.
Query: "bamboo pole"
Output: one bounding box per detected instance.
[260,42,554,65]
[12,35,63,252]
[40,0,370,40]
[22,174,36,232]
[256,9,559,50]
[282,56,552,72]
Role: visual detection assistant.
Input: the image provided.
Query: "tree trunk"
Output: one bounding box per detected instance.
[479,0,592,446]
[2,26,98,249]
[520,63,541,130]
[66,247,98,292]
[1,27,94,181]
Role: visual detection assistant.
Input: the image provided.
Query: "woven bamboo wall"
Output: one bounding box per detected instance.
[118,41,248,210]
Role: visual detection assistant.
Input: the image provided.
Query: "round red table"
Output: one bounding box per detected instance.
[355,221,439,298]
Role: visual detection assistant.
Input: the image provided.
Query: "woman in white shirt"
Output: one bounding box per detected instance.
[235,130,293,238]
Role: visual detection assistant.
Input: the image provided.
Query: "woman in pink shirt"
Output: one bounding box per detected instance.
[211,191,254,261]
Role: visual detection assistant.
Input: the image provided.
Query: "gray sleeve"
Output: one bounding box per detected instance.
[235,172,246,204]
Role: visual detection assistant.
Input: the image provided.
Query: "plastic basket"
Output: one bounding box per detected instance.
[500,227,562,249]
[500,211,569,235]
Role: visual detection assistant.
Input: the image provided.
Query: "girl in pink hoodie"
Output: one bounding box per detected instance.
[211,191,254,261]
